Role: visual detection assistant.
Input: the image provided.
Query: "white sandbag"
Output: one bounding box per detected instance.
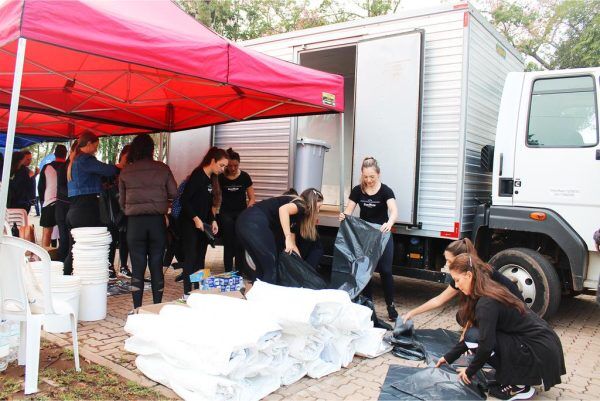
[354,327,393,358]
[281,333,324,362]
[137,354,245,401]
[124,336,159,356]
[330,303,373,332]
[306,358,341,379]
[124,313,167,340]
[241,375,282,401]
[309,302,344,327]
[277,357,308,386]
[320,332,356,368]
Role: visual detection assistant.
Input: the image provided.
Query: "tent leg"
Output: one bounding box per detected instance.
[339,112,345,212]
[0,38,27,227]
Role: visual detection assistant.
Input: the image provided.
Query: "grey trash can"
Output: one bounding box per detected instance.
[293,137,330,194]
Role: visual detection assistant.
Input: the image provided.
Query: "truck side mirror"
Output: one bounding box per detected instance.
[480,145,494,172]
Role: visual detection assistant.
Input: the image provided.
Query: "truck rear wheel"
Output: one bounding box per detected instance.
[489,248,561,319]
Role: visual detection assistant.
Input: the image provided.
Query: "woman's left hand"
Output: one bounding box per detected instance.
[380,221,393,233]
[211,221,219,235]
[285,236,300,255]
[456,368,471,385]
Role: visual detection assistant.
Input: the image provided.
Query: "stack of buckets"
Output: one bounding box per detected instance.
[29,261,81,333]
[71,227,112,321]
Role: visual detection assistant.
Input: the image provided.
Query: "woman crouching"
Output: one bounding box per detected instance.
[436,253,565,400]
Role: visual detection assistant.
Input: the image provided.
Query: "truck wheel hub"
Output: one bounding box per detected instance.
[499,264,536,307]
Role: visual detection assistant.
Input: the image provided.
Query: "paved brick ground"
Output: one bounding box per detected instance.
[42,243,600,401]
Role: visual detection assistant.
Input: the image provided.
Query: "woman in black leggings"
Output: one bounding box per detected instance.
[340,156,399,321]
[180,147,228,295]
[119,134,177,309]
[65,131,117,275]
[218,148,255,272]
[236,188,324,284]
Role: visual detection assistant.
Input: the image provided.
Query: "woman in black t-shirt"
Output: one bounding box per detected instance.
[218,148,256,272]
[236,188,324,284]
[180,147,228,295]
[340,156,399,321]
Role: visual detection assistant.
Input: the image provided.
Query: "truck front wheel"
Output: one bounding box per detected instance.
[489,248,561,319]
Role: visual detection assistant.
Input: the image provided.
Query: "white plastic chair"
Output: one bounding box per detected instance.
[0,235,80,394]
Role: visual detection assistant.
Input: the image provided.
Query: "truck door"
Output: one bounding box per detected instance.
[512,73,600,252]
[352,30,424,225]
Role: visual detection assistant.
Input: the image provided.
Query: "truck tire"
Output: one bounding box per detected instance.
[489,248,561,319]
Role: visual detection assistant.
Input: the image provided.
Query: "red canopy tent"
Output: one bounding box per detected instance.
[0,0,344,223]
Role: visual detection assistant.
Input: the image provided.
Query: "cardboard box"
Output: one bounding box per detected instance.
[136,300,187,315]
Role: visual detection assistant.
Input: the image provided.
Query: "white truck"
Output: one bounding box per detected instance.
[167,3,599,318]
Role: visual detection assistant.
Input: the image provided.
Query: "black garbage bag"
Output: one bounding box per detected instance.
[388,328,461,365]
[277,251,328,290]
[379,366,486,401]
[355,295,393,330]
[329,215,390,299]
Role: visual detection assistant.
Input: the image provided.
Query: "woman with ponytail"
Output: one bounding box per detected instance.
[340,156,399,321]
[180,147,228,295]
[218,148,255,272]
[236,188,324,284]
[436,254,565,400]
[64,131,117,274]
[402,238,522,321]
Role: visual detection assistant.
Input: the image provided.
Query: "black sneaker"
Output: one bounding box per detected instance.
[120,266,132,278]
[387,304,399,321]
[489,384,535,401]
[109,269,117,280]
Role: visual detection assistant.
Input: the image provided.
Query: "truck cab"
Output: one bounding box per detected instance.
[474,68,600,318]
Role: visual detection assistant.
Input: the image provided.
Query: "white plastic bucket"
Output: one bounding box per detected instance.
[44,276,81,333]
[78,281,108,321]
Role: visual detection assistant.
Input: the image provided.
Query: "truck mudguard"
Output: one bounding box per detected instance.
[472,205,588,291]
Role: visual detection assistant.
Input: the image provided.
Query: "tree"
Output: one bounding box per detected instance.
[483,0,600,70]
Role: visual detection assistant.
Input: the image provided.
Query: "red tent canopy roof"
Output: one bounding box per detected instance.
[0,0,344,138]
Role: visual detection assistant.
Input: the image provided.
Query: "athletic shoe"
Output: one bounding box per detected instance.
[109,269,117,280]
[489,384,535,400]
[175,272,183,282]
[387,304,399,321]
[120,266,132,278]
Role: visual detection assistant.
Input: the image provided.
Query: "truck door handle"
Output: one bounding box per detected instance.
[596,150,600,160]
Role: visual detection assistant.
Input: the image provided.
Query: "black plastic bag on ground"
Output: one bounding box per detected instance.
[379,366,486,401]
[277,251,328,289]
[388,328,460,365]
[329,215,390,299]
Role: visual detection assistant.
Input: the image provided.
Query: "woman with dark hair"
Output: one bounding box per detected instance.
[180,147,228,295]
[107,144,132,279]
[65,131,117,274]
[119,134,177,309]
[402,238,522,321]
[7,151,34,212]
[236,188,324,284]
[340,156,399,320]
[436,254,565,400]
[218,148,255,272]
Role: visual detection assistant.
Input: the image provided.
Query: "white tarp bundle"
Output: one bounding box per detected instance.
[125,282,391,401]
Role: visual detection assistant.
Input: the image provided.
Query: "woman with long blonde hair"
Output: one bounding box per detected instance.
[236,187,324,283]
[340,156,399,320]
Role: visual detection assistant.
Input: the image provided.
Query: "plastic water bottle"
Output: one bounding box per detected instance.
[0,321,9,372]
[11,222,19,237]
[7,321,19,363]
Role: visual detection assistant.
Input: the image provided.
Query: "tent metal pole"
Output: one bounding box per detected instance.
[339,112,345,213]
[0,38,27,228]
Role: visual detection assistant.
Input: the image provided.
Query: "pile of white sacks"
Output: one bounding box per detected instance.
[124,281,391,401]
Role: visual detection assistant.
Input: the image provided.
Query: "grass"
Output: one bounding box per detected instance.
[0,357,167,400]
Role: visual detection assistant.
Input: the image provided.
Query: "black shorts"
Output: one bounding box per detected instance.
[40,203,57,227]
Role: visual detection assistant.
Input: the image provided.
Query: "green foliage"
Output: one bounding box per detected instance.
[485,0,600,70]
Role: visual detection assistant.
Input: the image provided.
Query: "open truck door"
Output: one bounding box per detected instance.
[352,30,424,226]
